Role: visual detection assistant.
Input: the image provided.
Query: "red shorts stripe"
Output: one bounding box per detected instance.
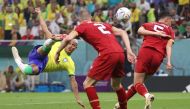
[135,47,164,75]
[88,52,125,80]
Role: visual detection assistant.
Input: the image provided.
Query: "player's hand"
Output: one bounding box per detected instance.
[127,52,136,64]
[35,8,41,14]
[51,34,66,41]
[77,100,86,109]
[54,53,60,64]
[166,62,172,71]
[156,31,171,38]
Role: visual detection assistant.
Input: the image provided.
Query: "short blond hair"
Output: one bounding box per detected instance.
[79,8,91,21]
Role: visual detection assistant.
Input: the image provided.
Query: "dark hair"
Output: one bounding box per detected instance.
[158,12,172,20]
[150,3,155,8]
[8,65,14,69]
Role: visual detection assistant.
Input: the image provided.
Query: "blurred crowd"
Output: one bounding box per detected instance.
[0,65,35,92]
[0,0,189,41]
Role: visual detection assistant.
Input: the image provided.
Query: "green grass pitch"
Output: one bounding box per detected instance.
[0,92,189,109]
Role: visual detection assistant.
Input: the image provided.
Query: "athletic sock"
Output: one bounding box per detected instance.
[126,85,136,100]
[15,59,33,75]
[144,93,151,99]
[116,87,127,109]
[85,86,101,109]
[134,83,148,97]
[42,39,55,53]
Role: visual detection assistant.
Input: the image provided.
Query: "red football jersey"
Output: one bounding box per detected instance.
[141,22,175,55]
[75,21,124,55]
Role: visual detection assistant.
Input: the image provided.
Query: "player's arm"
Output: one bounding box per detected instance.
[166,39,174,70]
[35,8,52,38]
[55,30,78,64]
[69,75,85,108]
[138,26,170,37]
[112,26,136,63]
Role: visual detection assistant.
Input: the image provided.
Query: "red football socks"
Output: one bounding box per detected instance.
[126,85,137,100]
[116,87,127,109]
[134,83,148,97]
[85,86,101,109]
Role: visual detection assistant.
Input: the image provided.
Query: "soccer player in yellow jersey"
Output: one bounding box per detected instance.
[11,8,85,109]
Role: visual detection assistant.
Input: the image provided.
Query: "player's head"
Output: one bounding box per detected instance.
[7,65,14,73]
[158,13,173,26]
[78,8,92,21]
[64,39,78,55]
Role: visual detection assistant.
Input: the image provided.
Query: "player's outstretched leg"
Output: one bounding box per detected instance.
[126,84,137,100]
[144,94,154,109]
[111,78,127,109]
[40,38,56,54]
[83,77,101,109]
[113,85,137,109]
[133,72,155,109]
[12,47,33,75]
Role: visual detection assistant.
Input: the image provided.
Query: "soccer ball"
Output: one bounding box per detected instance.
[115,7,131,21]
[113,102,120,109]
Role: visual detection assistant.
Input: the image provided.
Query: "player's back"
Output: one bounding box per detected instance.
[44,42,75,74]
[141,22,175,55]
[75,21,124,55]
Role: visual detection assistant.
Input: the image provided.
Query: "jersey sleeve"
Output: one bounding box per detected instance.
[103,23,113,32]
[75,23,86,35]
[66,63,75,76]
[142,22,153,29]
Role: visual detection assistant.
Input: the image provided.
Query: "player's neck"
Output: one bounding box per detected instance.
[158,20,169,26]
[64,49,71,56]
[80,19,92,23]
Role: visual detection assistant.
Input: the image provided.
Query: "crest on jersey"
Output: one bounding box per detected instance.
[63,58,68,62]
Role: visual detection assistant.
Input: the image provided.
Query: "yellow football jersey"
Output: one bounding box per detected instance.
[44,42,75,76]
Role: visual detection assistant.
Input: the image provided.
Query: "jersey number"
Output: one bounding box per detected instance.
[153,25,164,32]
[94,24,111,34]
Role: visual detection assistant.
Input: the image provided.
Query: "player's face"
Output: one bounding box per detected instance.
[65,40,77,55]
[186,26,190,33]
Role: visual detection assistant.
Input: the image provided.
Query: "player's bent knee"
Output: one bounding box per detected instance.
[42,45,51,53]
[83,81,89,89]
[23,65,33,75]
[111,84,120,91]
[112,86,120,91]
[83,80,94,89]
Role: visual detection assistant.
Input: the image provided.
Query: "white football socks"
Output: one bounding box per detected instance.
[15,59,27,73]
[145,93,151,99]
[44,38,55,47]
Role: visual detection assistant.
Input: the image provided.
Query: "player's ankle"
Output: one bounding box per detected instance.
[145,93,151,99]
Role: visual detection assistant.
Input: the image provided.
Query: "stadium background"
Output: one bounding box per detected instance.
[0,0,190,109]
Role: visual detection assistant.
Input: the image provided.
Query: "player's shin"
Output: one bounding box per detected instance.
[134,81,154,109]
[115,87,128,109]
[134,83,148,97]
[85,86,101,109]
[126,85,137,100]
[42,39,56,53]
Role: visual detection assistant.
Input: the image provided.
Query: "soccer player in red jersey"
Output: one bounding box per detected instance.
[124,13,175,109]
[55,9,136,109]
